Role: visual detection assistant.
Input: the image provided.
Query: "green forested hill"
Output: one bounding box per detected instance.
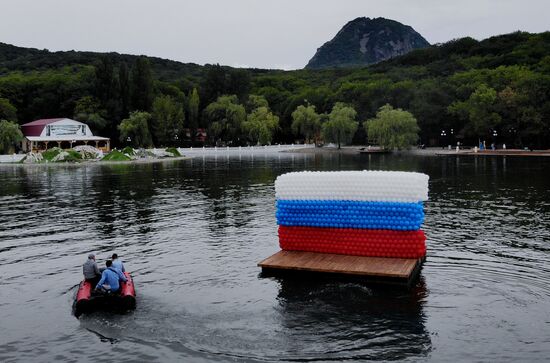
[1,31,550,148]
[0,42,205,82]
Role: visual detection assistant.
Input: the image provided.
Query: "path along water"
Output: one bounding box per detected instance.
[1,152,549,362]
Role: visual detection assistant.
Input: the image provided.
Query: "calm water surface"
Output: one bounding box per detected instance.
[1,152,549,362]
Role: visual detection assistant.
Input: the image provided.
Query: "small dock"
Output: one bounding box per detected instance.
[258,250,423,287]
[435,149,550,157]
[358,147,390,154]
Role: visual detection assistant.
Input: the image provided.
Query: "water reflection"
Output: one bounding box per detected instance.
[274,277,430,361]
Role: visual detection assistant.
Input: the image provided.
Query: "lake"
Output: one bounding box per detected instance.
[1,152,549,362]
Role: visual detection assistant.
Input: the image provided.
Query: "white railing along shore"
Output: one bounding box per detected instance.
[176,144,314,155]
[0,154,26,163]
[0,144,315,163]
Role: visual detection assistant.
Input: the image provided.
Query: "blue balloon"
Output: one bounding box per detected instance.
[276,199,424,230]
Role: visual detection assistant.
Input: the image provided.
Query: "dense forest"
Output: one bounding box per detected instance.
[1,30,550,149]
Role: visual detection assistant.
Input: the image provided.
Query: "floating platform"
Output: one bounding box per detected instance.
[258,250,423,287]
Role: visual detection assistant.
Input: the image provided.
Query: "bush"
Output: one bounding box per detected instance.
[165,147,181,156]
[73,145,100,159]
[122,146,135,156]
[64,149,83,162]
[49,149,83,162]
[101,149,132,161]
[41,147,62,161]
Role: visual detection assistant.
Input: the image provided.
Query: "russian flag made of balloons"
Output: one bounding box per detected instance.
[274,171,429,259]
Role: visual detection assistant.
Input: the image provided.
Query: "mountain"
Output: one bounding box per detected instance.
[305,17,430,69]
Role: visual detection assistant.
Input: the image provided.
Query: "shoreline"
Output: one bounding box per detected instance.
[0,155,192,168]
[0,144,311,166]
[434,149,550,157]
[3,146,550,167]
[282,146,436,155]
[284,146,550,157]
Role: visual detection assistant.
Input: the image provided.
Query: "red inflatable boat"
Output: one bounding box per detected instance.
[74,272,136,317]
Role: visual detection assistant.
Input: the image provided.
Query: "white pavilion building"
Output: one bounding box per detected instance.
[21,118,110,152]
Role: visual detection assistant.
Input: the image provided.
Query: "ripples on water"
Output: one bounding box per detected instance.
[1,153,550,362]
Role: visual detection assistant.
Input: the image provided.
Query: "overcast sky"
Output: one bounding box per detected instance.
[1,0,549,70]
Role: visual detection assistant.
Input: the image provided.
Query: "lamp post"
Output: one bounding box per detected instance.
[450,128,455,148]
[507,127,516,148]
[492,130,498,150]
[440,130,447,149]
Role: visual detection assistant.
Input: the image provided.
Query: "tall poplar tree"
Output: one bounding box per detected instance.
[131,57,154,112]
[151,95,185,146]
[119,62,130,118]
[188,88,200,143]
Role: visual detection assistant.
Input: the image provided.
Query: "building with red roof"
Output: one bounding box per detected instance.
[21,118,110,152]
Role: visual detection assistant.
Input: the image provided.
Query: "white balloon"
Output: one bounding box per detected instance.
[275,170,429,202]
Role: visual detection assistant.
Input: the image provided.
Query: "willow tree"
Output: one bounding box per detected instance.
[246,94,269,112]
[321,103,358,149]
[365,104,419,150]
[291,103,321,144]
[203,95,246,144]
[243,106,279,145]
[0,120,23,154]
[118,111,153,148]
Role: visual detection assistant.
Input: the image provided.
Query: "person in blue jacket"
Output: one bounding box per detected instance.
[95,260,127,293]
[111,253,126,274]
[111,253,125,273]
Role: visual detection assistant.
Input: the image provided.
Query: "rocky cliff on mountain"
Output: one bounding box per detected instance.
[306,17,430,69]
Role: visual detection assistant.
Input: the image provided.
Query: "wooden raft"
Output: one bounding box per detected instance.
[258,250,423,286]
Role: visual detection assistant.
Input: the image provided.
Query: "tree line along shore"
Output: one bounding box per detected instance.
[1,31,550,155]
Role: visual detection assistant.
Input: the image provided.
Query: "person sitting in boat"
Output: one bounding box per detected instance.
[83,253,102,286]
[111,253,125,273]
[95,260,127,293]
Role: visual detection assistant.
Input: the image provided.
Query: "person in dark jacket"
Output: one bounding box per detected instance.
[82,254,102,286]
[95,260,127,293]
